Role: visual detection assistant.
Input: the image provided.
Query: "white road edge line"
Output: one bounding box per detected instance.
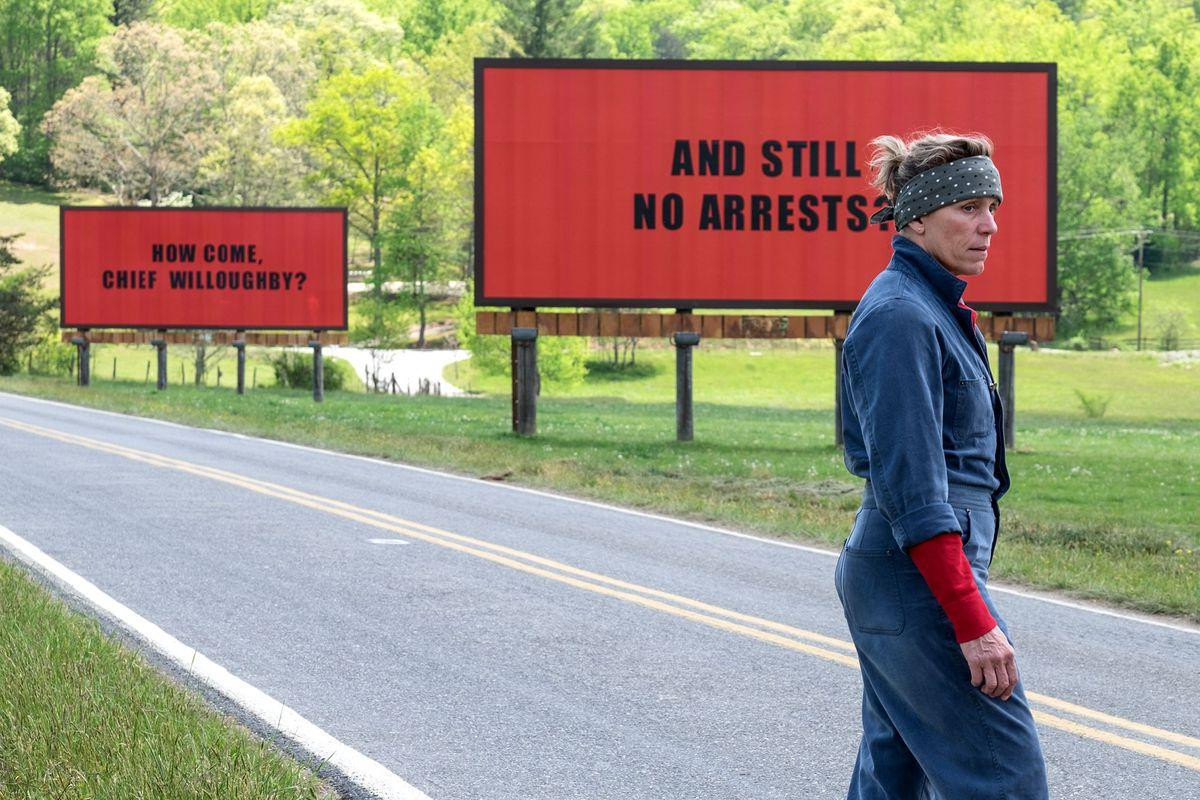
[369,538,411,545]
[4,391,1198,636]
[0,521,433,800]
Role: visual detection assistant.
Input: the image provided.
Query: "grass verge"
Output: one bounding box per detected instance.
[0,558,334,798]
[1,362,1196,622]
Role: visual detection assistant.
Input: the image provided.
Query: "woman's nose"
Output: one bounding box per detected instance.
[980,210,998,234]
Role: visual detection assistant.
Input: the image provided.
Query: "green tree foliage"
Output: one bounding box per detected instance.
[157,0,280,28]
[453,289,587,385]
[0,0,112,182]
[0,234,54,375]
[497,0,602,56]
[41,22,219,205]
[268,0,405,77]
[281,64,441,333]
[0,87,19,165]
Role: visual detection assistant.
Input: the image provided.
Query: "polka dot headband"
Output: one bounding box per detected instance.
[869,155,1003,230]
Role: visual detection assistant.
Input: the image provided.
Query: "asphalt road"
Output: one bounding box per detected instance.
[0,391,1197,799]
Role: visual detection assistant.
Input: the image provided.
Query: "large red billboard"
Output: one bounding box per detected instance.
[476,60,1056,311]
[61,207,347,329]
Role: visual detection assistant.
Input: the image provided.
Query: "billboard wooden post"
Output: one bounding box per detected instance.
[512,327,538,436]
[672,331,700,442]
[998,331,1028,447]
[70,331,89,387]
[309,332,324,403]
[151,330,167,391]
[834,337,845,447]
[233,330,246,395]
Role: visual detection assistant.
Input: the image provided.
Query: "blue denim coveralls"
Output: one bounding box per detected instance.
[834,236,1049,799]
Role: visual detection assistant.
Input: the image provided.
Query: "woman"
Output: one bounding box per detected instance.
[834,132,1050,799]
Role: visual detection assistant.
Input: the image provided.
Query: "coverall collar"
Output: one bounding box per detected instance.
[886,234,969,307]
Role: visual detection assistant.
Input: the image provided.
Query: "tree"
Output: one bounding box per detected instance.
[41,22,219,205]
[0,234,54,375]
[497,0,602,56]
[268,0,404,78]
[281,64,442,333]
[196,74,309,205]
[0,88,19,165]
[0,0,112,182]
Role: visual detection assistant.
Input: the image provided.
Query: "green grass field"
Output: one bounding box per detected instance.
[0,559,333,798]
[1106,265,1200,347]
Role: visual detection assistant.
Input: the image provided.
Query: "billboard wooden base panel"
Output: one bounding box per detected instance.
[62,330,350,346]
[476,311,1055,342]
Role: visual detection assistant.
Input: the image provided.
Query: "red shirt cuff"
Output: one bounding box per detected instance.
[908,532,996,643]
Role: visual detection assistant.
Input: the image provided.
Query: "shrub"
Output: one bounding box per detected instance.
[268,351,357,391]
[1146,305,1194,351]
[0,234,55,375]
[1074,389,1111,419]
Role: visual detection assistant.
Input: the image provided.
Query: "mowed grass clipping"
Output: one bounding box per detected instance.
[0,559,333,799]
[1,340,1196,621]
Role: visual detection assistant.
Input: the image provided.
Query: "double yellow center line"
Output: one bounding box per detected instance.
[3,415,1198,773]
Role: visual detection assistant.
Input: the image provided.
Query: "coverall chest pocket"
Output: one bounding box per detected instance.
[953,376,994,440]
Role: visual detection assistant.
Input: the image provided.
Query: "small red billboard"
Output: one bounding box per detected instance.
[60,207,347,329]
[476,60,1056,311]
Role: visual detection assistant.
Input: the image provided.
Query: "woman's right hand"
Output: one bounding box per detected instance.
[960,625,1019,700]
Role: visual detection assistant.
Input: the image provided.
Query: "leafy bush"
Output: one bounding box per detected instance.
[25,327,74,376]
[1147,305,1195,350]
[453,288,587,387]
[1074,389,1112,419]
[0,234,55,375]
[584,358,661,380]
[268,351,358,391]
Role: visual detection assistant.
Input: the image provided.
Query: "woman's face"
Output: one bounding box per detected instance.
[903,196,1000,277]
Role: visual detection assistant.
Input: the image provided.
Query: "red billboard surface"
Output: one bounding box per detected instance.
[61,207,347,329]
[477,61,1055,310]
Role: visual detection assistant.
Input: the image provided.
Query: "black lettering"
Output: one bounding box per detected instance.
[243,271,253,288]
[257,272,267,290]
[785,141,807,177]
[169,271,187,289]
[846,141,862,177]
[698,140,720,176]
[798,194,820,231]
[723,141,744,176]
[671,139,693,175]
[283,272,293,290]
[847,194,868,231]
[116,271,129,289]
[634,193,656,229]
[822,195,843,231]
[825,141,841,177]
[102,270,114,289]
[151,244,163,262]
[662,193,683,230]
[247,245,256,263]
[216,271,227,289]
[750,195,772,230]
[761,141,782,177]
[269,273,280,290]
[809,140,820,177]
[699,194,721,229]
[203,244,215,262]
[778,195,795,231]
[229,244,246,263]
[723,195,745,230]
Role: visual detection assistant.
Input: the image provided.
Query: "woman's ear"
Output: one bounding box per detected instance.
[907,217,925,235]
